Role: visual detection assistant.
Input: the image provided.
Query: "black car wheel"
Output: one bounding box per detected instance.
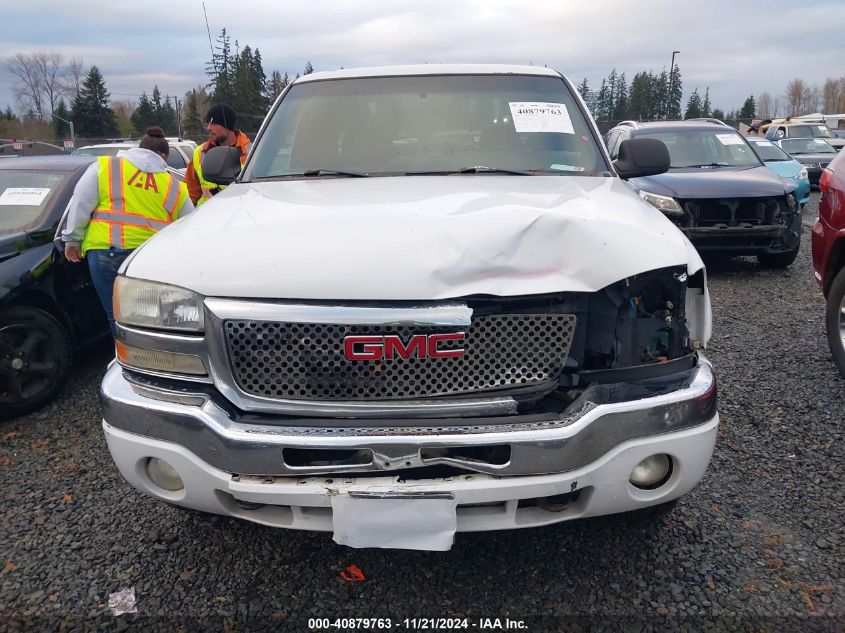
[758,244,799,268]
[0,307,71,420]
[825,267,845,379]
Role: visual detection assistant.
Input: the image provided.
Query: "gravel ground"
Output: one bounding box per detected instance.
[1,193,843,632]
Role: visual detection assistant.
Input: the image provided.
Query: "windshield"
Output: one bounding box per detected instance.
[0,169,68,234]
[244,74,605,179]
[780,138,837,155]
[634,129,760,169]
[749,140,791,162]
[789,124,833,138]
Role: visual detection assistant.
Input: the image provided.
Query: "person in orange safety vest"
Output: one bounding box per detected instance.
[184,103,251,206]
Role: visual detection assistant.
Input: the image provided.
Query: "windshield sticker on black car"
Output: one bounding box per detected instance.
[0,187,51,206]
[508,102,574,134]
[715,134,744,146]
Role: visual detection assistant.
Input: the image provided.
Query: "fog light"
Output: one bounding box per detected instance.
[146,457,184,491]
[630,454,672,489]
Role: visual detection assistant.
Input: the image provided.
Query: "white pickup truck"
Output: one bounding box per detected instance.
[102,65,718,551]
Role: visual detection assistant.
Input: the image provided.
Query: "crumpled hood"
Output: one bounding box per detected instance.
[632,165,792,199]
[125,176,703,300]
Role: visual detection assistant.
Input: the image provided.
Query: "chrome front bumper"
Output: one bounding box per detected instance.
[101,355,717,478]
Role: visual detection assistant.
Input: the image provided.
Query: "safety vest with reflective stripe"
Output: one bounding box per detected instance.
[192,139,250,206]
[80,156,189,255]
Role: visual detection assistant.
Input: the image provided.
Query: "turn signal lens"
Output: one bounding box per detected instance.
[115,340,207,376]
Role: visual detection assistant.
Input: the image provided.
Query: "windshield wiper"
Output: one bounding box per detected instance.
[677,162,729,168]
[303,168,369,177]
[253,169,369,180]
[457,165,536,175]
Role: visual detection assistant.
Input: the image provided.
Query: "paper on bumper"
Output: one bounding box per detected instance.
[331,495,457,551]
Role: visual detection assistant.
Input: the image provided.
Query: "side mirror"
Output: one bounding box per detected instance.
[201,146,242,185]
[613,138,670,179]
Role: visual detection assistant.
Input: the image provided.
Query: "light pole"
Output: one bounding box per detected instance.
[50,112,75,149]
[668,51,680,119]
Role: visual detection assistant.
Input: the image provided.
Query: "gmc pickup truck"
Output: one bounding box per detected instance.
[102,65,718,551]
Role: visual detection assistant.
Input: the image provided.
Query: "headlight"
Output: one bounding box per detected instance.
[798,166,808,180]
[639,190,684,216]
[114,277,204,332]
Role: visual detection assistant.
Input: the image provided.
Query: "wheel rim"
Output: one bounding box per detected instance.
[0,324,60,405]
[839,295,845,357]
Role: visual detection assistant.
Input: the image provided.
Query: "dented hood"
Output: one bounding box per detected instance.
[125,176,702,300]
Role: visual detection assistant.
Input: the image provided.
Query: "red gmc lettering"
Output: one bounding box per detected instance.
[427,332,465,358]
[344,333,465,361]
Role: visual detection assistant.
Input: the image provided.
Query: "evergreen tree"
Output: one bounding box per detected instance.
[667,64,683,119]
[595,79,610,122]
[576,78,590,108]
[304,61,314,75]
[739,95,756,120]
[702,87,711,117]
[157,95,177,134]
[652,69,668,119]
[627,71,651,121]
[265,70,286,104]
[712,108,725,121]
[685,88,703,119]
[207,28,235,104]
[612,72,628,121]
[71,65,117,139]
[53,98,70,137]
[4,106,14,121]
[182,89,204,138]
[131,92,156,135]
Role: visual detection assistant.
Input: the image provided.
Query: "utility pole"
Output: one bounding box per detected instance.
[50,112,75,149]
[668,51,680,119]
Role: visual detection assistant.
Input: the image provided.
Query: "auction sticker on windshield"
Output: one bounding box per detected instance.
[715,134,744,146]
[0,188,50,206]
[509,102,574,134]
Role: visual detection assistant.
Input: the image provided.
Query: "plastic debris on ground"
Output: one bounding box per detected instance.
[340,564,366,583]
[108,586,137,616]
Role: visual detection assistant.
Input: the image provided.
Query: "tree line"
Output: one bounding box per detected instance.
[5,38,845,143]
[2,34,313,142]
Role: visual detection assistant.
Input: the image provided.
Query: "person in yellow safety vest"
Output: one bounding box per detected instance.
[62,127,194,334]
[184,103,251,206]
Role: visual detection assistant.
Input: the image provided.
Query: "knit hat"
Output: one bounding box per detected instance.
[206,104,236,131]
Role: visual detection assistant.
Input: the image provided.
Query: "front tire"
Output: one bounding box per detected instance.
[825,267,845,379]
[0,307,71,421]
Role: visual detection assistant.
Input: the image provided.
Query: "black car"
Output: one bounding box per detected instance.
[775,137,838,185]
[1,156,109,420]
[605,120,801,267]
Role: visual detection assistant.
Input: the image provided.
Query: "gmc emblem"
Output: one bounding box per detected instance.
[343,333,465,361]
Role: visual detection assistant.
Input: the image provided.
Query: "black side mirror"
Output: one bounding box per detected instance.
[202,146,242,185]
[613,138,670,179]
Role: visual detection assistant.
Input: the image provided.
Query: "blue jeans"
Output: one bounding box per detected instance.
[87,248,133,335]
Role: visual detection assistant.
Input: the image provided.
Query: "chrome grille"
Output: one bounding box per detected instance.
[224,314,576,400]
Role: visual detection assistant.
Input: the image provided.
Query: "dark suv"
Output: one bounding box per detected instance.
[606,120,801,267]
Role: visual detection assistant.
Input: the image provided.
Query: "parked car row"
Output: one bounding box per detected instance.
[71,139,197,179]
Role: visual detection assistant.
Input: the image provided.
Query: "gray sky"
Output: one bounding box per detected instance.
[2,0,844,118]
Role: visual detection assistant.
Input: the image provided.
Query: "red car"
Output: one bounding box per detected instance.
[811,149,845,376]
